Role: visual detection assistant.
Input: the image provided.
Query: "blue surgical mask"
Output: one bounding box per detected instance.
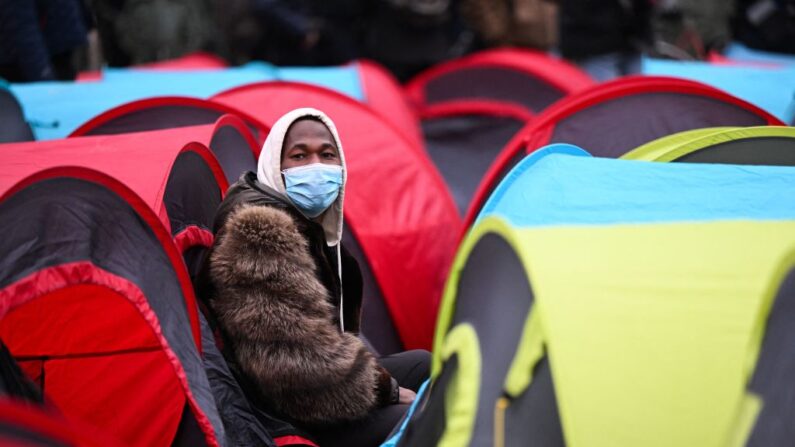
[282,163,343,218]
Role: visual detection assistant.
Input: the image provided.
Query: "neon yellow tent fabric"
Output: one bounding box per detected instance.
[623,126,795,162]
[432,217,795,447]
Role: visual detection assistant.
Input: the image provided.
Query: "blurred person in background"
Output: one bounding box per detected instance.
[460,0,558,51]
[248,0,366,66]
[90,0,218,66]
[0,0,91,82]
[555,0,652,81]
[734,0,795,54]
[650,0,736,60]
[361,0,476,82]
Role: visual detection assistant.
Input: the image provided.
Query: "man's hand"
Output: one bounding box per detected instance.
[398,387,416,405]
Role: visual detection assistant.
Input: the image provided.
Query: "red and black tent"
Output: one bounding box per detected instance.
[466,76,784,227]
[71,102,264,184]
[0,125,233,278]
[0,167,223,446]
[355,60,424,151]
[405,48,595,114]
[214,81,461,352]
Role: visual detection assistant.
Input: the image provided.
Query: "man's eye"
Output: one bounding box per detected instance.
[292,153,305,159]
[323,152,337,158]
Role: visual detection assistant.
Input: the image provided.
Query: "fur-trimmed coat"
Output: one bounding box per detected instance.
[206,202,393,426]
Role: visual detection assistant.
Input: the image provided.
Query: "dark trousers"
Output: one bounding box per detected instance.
[311,349,430,447]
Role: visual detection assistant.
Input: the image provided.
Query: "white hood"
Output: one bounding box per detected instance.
[256,108,347,247]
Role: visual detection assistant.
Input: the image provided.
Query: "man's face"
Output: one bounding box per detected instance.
[281,119,341,170]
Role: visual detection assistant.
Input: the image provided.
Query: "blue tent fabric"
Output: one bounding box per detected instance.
[478,144,795,227]
[642,58,795,124]
[99,62,364,100]
[724,42,795,66]
[10,63,365,140]
[380,379,429,447]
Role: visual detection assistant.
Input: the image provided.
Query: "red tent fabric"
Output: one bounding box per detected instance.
[71,109,262,184]
[465,76,785,228]
[213,81,461,351]
[355,60,424,151]
[0,124,230,249]
[78,52,228,81]
[405,48,595,113]
[70,96,269,147]
[0,397,122,447]
[0,167,223,446]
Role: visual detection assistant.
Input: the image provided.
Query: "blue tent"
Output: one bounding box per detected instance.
[10,62,364,140]
[724,42,795,66]
[478,143,795,227]
[642,58,795,124]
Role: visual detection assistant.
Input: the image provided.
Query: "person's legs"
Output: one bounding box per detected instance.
[310,403,410,447]
[576,52,623,82]
[378,349,431,392]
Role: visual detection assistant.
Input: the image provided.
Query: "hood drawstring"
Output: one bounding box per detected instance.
[337,244,344,332]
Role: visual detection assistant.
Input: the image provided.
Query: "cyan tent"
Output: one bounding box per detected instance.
[10,63,363,140]
[479,144,795,227]
[642,58,795,124]
[724,42,795,66]
[399,146,795,447]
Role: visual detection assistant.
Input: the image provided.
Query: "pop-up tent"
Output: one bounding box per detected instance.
[624,126,795,165]
[0,125,232,278]
[0,88,33,144]
[0,167,224,446]
[72,61,423,151]
[78,52,229,80]
[355,60,424,150]
[723,42,795,66]
[214,81,460,352]
[399,147,795,447]
[71,96,269,146]
[74,112,258,186]
[405,48,595,113]
[419,101,533,214]
[11,62,364,140]
[466,77,785,228]
[642,58,795,124]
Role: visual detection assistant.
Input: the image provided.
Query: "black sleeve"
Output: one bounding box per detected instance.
[340,243,364,333]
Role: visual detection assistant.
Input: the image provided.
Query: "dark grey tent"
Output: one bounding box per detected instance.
[405,48,595,113]
[0,88,34,143]
[420,102,533,214]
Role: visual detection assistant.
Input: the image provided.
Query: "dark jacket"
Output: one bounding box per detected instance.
[558,0,651,60]
[199,172,394,427]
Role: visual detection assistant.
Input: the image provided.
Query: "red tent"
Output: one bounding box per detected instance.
[465,76,785,228]
[0,125,234,273]
[71,105,263,183]
[0,397,121,447]
[0,167,223,446]
[355,60,424,150]
[405,48,595,113]
[78,52,228,82]
[214,81,460,351]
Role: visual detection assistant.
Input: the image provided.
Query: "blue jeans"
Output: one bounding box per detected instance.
[577,51,642,81]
